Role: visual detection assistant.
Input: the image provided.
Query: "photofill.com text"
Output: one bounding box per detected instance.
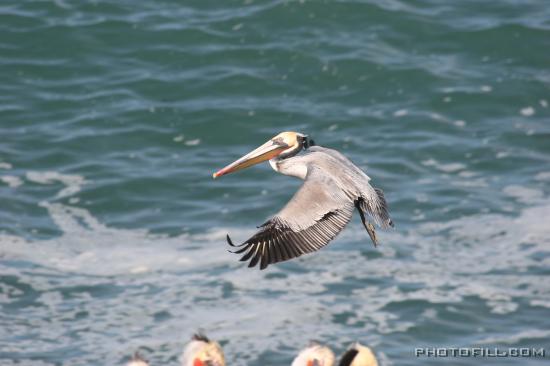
[415,347,546,358]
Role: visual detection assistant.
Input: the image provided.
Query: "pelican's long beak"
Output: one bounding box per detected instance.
[213,139,288,179]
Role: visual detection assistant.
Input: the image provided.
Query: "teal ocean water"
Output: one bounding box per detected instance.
[1,1,549,365]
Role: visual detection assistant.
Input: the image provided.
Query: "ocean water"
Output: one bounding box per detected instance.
[1,1,549,365]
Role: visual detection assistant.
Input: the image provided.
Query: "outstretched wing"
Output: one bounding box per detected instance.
[228,168,354,269]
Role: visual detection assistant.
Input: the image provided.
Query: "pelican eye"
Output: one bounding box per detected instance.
[271,137,288,146]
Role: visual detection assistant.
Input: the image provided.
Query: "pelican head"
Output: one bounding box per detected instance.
[339,343,378,366]
[292,342,335,366]
[213,131,314,179]
[127,352,149,366]
[181,334,225,366]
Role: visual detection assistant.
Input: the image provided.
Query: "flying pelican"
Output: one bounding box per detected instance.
[213,131,393,269]
[292,341,335,366]
[338,343,378,366]
[181,334,225,366]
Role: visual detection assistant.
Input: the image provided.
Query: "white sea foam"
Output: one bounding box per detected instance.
[185,139,201,146]
[25,171,86,198]
[429,112,444,121]
[478,329,550,345]
[1,173,549,365]
[0,202,233,276]
[520,106,535,116]
[534,171,550,181]
[393,109,408,117]
[502,184,543,204]
[421,158,466,173]
[4,196,549,313]
[1,175,23,188]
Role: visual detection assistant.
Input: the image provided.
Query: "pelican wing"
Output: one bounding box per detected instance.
[358,186,393,229]
[308,146,393,229]
[228,168,354,269]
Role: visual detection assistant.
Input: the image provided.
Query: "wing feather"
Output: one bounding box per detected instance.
[228,207,353,269]
[226,167,357,269]
[359,187,394,228]
[239,245,255,262]
[248,245,262,268]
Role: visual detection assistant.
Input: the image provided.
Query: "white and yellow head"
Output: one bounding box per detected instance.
[339,343,378,366]
[213,131,314,178]
[181,334,225,366]
[292,342,335,366]
[126,352,149,366]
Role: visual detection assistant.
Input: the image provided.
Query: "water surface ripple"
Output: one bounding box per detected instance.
[1,1,549,365]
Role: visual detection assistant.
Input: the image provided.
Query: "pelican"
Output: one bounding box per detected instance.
[213,131,393,269]
[181,334,225,366]
[339,343,378,366]
[292,341,335,366]
[126,352,149,366]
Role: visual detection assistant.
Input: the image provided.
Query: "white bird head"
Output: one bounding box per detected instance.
[292,342,335,366]
[181,334,225,366]
[126,352,149,366]
[339,342,378,366]
[213,131,314,179]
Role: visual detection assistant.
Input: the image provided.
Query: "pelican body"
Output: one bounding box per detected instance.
[213,132,393,270]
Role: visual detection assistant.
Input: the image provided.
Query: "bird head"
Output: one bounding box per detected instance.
[213,131,314,178]
[339,342,378,366]
[127,352,149,366]
[292,342,335,366]
[182,334,226,366]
